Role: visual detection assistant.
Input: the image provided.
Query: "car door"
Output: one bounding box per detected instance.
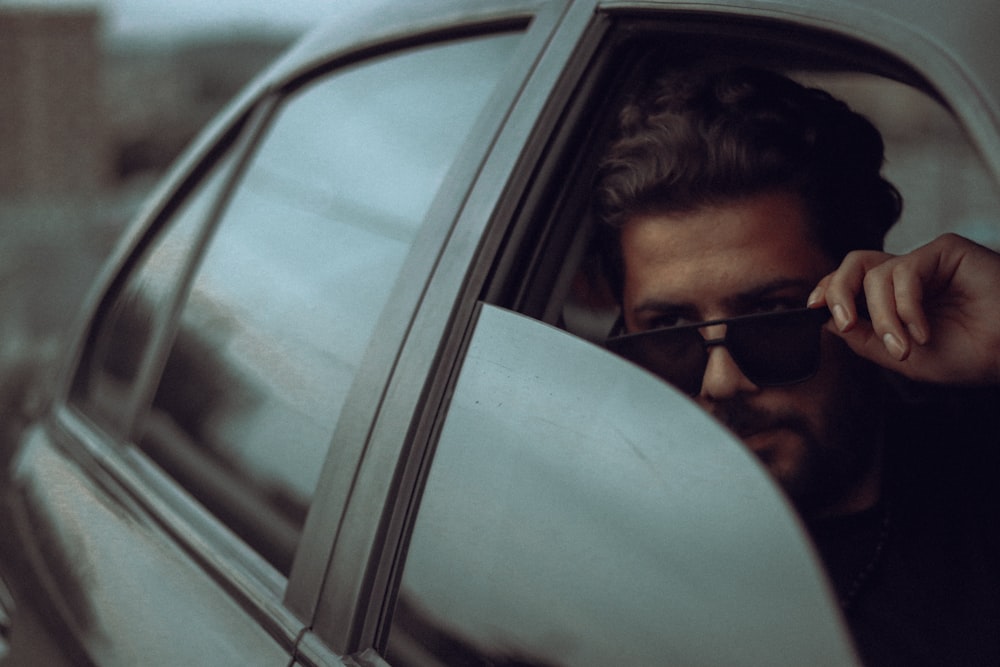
[306,1,1000,665]
[0,3,571,665]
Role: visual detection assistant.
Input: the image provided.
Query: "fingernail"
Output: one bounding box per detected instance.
[807,287,823,307]
[883,332,906,360]
[908,323,927,345]
[832,304,850,331]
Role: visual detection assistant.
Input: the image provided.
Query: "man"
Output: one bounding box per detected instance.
[597,67,1000,665]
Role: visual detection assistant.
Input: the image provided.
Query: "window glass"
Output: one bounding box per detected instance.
[74,151,238,434]
[131,32,522,574]
[387,305,856,666]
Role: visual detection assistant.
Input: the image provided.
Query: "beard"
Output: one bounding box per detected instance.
[707,383,883,517]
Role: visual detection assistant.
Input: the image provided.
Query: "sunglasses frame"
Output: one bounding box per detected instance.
[605,306,832,395]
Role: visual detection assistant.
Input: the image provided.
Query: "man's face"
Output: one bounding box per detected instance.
[619,190,883,516]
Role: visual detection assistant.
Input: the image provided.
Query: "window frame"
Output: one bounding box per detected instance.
[278,16,567,636]
[304,0,601,657]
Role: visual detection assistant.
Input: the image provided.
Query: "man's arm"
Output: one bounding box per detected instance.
[807,233,1000,386]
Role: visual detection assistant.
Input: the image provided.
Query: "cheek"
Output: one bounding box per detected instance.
[816,334,871,391]
[758,337,860,427]
[798,336,880,427]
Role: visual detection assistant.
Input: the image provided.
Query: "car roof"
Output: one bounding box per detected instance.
[262,0,550,84]
[269,0,997,116]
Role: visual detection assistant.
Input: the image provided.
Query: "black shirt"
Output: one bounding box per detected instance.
[809,388,1000,666]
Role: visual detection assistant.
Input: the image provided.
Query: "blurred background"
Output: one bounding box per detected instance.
[0,0,329,437]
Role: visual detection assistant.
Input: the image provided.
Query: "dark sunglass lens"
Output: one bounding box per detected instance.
[609,327,707,395]
[726,310,825,386]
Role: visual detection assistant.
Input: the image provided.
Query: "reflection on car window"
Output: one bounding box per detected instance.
[77,31,523,575]
[74,150,239,436]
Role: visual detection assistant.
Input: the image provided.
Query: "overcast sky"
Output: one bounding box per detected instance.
[1,0,340,38]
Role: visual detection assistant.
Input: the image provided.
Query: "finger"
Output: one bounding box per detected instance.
[891,261,930,345]
[861,262,910,361]
[833,319,909,371]
[822,250,891,332]
[806,273,832,308]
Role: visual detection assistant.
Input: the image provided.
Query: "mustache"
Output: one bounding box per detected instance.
[708,398,810,440]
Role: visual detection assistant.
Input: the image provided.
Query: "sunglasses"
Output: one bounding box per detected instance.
[605,307,832,396]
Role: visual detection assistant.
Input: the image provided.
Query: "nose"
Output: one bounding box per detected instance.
[698,343,758,401]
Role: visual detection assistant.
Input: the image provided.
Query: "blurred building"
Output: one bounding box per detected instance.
[0,5,295,427]
[0,6,106,199]
[105,34,291,184]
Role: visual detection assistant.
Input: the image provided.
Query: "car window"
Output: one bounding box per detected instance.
[73,147,242,436]
[386,305,858,666]
[73,31,523,575]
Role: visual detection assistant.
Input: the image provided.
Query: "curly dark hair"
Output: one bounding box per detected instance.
[595,67,902,295]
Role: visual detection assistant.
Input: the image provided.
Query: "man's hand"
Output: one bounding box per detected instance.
[808,233,1000,386]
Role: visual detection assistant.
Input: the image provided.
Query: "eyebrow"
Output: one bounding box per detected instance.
[728,277,818,308]
[633,277,818,316]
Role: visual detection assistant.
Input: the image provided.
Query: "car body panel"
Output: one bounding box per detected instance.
[1,420,299,666]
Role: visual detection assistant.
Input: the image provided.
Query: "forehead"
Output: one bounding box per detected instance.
[620,192,835,307]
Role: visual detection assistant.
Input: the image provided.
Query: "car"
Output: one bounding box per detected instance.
[1,0,998,665]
